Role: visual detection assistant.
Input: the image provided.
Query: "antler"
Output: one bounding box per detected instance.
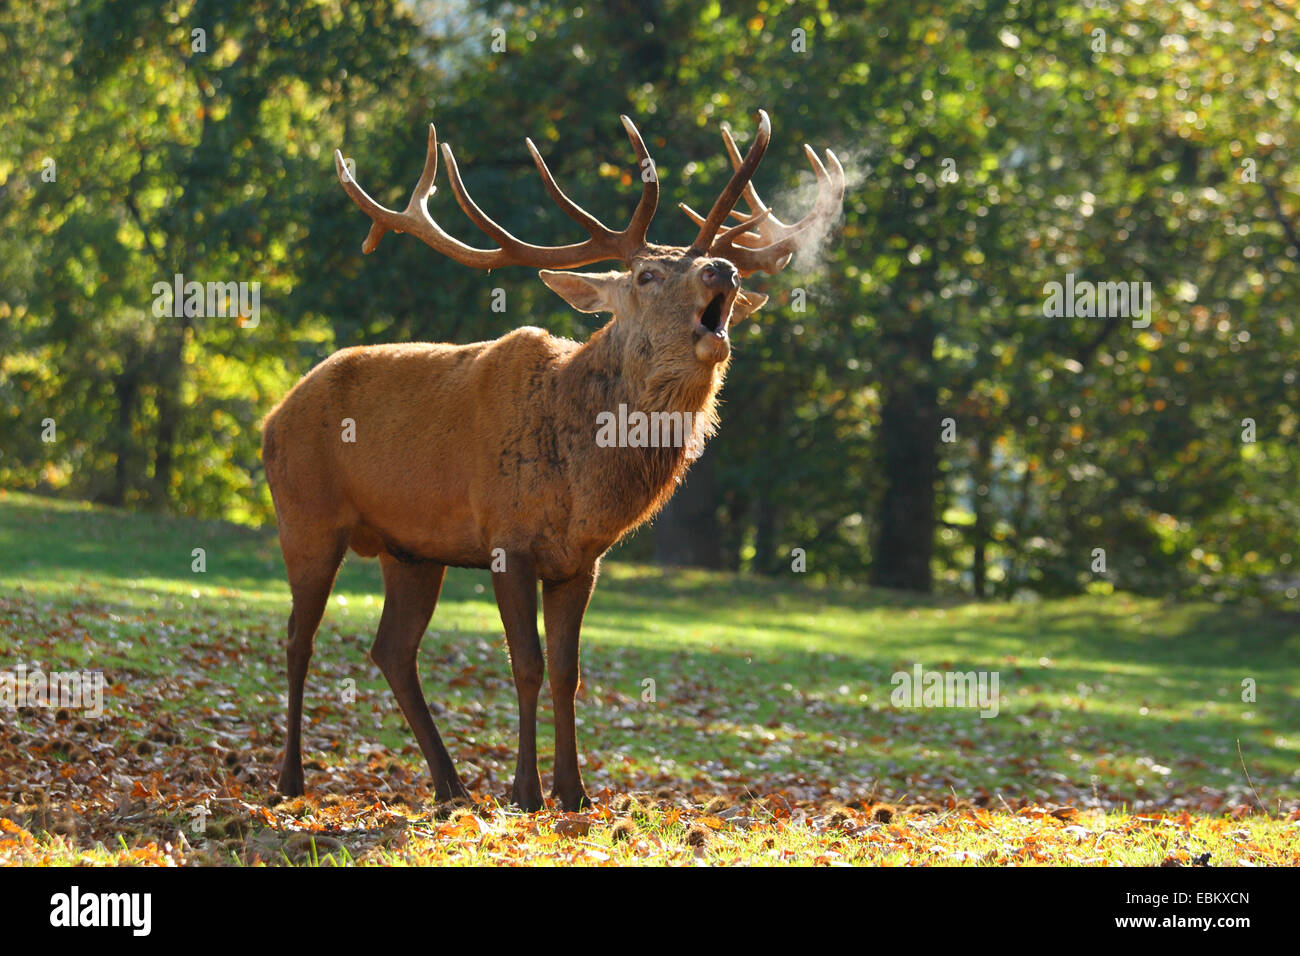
[681,111,845,276]
[335,116,658,270]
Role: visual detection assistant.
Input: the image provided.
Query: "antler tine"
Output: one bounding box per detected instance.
[335,123,442,256]
[336,124,536,269]
[715,145,846,276]
[715,209,770,245]
[679,124,840,252]
[720,122,769,225]
[618,114,659,248]
[336,116,661,271]
[525,137,617,239]
[521,114,659,254]
[678,201,766,248]
[688,123,773,247]
[689,109,772,254]
[438,142,558,258]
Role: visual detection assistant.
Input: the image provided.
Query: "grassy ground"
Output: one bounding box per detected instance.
[0,490,1296,865]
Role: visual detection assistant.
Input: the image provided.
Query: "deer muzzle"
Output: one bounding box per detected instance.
[692,289,733,364]
[701,260,739,292]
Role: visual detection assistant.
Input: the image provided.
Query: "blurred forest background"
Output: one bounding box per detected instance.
[1,0,1297,601]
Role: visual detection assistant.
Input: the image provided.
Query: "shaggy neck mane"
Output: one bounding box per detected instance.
[558,317,727,526]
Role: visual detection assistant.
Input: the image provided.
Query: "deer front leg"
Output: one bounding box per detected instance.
[542,564,598,812]
[492,554,545,812]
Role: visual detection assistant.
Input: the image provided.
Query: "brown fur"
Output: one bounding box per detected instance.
[263,246,765,810]
[262,252,758,580]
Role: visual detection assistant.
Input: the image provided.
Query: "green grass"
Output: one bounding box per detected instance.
[0,490,1296,865]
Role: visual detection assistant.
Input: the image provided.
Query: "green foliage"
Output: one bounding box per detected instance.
[1,0,1296,601]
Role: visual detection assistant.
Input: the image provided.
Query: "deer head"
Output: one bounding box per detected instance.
[334,111,844,368]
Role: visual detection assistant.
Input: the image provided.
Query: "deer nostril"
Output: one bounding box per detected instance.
[701,262,737,291]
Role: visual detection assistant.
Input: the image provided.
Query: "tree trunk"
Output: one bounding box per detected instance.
[971,430,992,598]
[107,363,141,507]
[870,317,939,592]
[149,325,187,507]
[653,446,722,568]
[752,488,780,575]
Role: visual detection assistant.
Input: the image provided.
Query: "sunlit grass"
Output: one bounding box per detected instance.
[1,490,1297,865]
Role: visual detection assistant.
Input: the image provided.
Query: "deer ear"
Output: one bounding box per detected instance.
[539,270,622,314]
[731,290,768,322]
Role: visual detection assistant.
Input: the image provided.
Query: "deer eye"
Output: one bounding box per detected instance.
[637,269,660,285]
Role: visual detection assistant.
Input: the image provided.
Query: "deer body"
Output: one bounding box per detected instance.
[264,320,722,585]
[266,111,842,810]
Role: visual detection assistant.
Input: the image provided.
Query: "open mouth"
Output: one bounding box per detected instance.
[693,294,728,340]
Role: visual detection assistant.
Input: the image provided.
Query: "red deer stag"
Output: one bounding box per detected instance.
[262,110,843,810]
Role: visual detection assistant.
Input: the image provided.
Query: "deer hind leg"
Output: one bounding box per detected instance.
[370,554,468,803]
[491,554,544,812]
[278,530,348,796]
